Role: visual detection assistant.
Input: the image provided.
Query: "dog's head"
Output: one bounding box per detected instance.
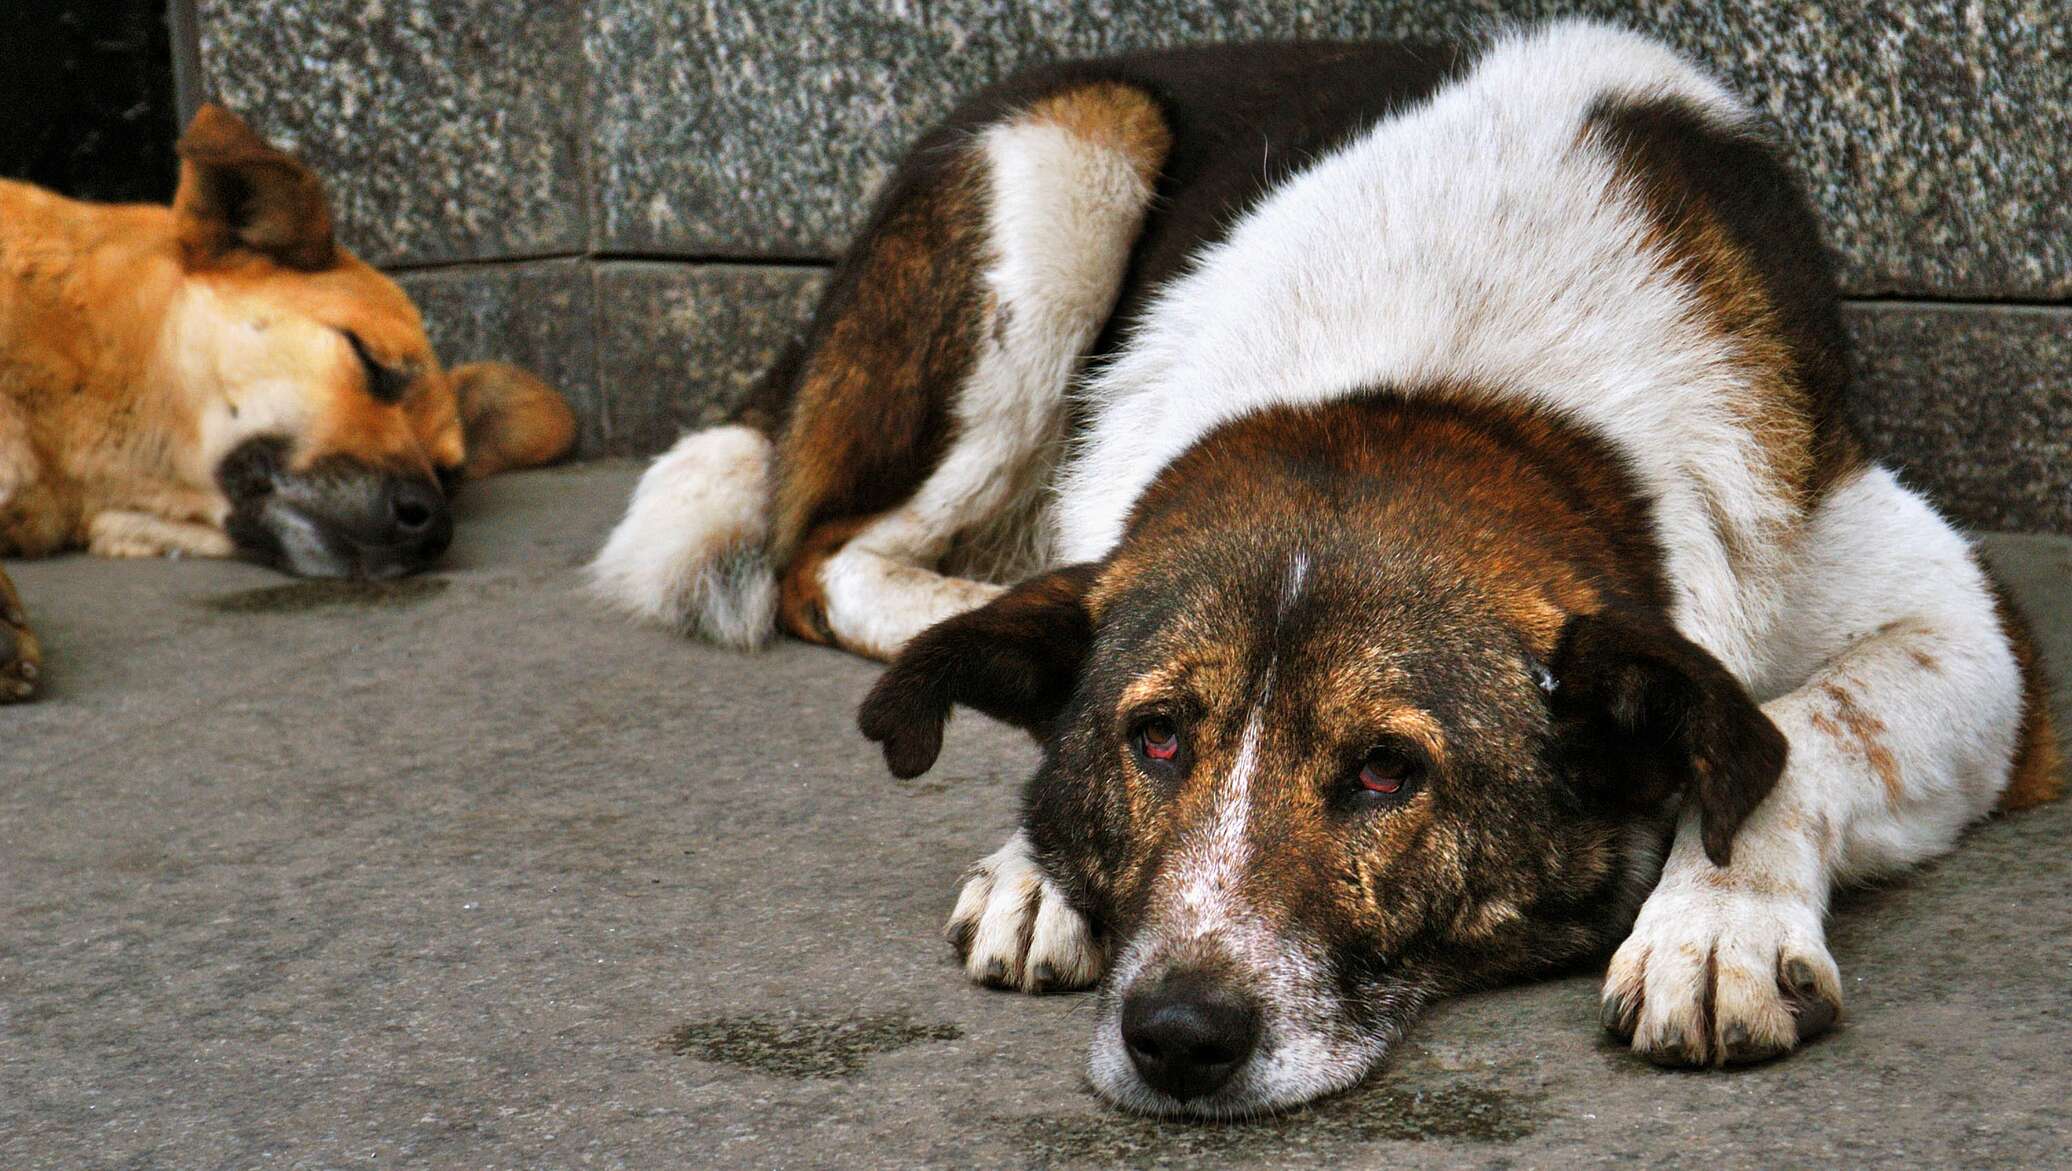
[162,105,573,578]
[861,397,1786,1116]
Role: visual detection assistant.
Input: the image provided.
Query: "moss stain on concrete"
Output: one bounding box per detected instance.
[202,577,450,613]
[662,1010,962,1079]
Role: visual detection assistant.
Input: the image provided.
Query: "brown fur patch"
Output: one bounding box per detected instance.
[1814,681,1903,804]
[1988,575,2064,810]
[173,104,336,271]
[778,514,879,646]
[1597,147,1811,516]
[1019,82,1173,186]
[1588,99,1862,524]
[767,150,989,569]
[1119,389,1674,636]
[767,79,1170,594]
[450,362,576,479]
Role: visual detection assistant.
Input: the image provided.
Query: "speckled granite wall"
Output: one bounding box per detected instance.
[395,262,605,452]
[1846,305,2071,535]
[589,0,2070,297]
[195,0,588,267]
[194,1,2071,532]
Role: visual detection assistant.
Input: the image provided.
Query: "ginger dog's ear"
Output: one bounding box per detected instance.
[450,362,577,480]
[173,104,336,270]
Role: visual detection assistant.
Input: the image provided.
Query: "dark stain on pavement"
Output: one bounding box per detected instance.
[1008,1080,1539,1164]
[663,1010,963,1078]
[202,577,450,614]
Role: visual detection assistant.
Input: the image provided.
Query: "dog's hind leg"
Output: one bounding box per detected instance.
[591,78,1167,657]
[795,82,1170,660]
[1604,466,2056,1067]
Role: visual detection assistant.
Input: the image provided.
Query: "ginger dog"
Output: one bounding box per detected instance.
[1,105,575,701]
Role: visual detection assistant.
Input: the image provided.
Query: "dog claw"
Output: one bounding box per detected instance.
[1643,1035,1698,1068]
[1781,957,1821,997]
[0,610,40,704]
[1600,990,1640,1038]
[944,918,976,962]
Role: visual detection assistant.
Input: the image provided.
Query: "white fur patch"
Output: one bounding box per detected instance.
[1052,20,1784,678]
[1608,465,2025,1065]
[947,830,1103,993]
[587,425,777,649]
[818,114,1156,658]
[1168,703,1265,936]
[84,510,237,561]
[261,502,343,575]
[1148,552,1310,951]
[820,545,1002,661]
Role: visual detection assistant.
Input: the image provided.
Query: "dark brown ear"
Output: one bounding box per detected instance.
[1547,610,1787,866]
[857,564,1101,779]
[450,362,577,479]
[173,104,335,270]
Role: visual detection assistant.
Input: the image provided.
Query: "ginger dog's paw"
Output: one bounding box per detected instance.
[85,512,235,560]
[0,587,40,703]
[1602,885,1842,1067]
[945,831,1104,994]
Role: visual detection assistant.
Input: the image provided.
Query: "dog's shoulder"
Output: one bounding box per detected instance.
[1059,23,1857,664]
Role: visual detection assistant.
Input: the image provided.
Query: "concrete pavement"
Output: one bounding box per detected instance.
[4,461,2066,1168]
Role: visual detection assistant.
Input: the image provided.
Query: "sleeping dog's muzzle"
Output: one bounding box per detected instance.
[217,435,452,579]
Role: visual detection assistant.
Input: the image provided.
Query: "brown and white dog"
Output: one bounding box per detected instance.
[592,22,2061,1116]
[0,104,576,701]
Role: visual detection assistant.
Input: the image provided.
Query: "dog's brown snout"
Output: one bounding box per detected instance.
[1121,968,1260,1101]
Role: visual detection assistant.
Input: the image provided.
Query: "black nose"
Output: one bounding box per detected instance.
[1121,970,1261,1101]
[380,478,452,567]
[388,478,443,534]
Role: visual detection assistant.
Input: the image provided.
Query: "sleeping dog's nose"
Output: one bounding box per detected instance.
[379,477,452,568]
[1121,969,1261,1101]
[388,477,443,534]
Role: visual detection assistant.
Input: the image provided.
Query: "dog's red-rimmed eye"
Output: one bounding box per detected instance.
[1137,718,1181,763]
[1358,743,1421,798]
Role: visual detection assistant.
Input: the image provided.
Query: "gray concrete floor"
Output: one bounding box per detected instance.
[3,461,2067,1170]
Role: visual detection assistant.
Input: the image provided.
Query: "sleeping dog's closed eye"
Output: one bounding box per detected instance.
[342,329,413,405]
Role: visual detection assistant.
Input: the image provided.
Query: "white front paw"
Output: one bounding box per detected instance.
[1602,879,1843,1066]
[944,831,1103,994]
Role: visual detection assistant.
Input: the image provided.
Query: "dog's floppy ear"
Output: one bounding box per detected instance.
[449,362,578,480]
[858,563,1102,779]
[1547,609,1787,866]
[172,104,336,270]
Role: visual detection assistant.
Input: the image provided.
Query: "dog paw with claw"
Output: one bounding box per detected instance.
[946,831,1104,994]
[0,572,40,702]
[1601,881,1843,1066]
